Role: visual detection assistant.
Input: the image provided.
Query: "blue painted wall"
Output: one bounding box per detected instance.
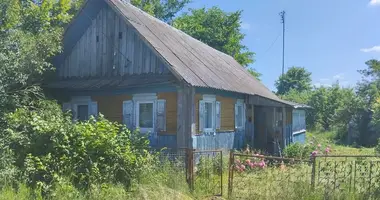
[148,133,177,148]
[192,130,245,151]
[293,131,306,144]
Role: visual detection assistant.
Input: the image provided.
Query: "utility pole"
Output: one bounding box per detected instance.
[279,11,285,76]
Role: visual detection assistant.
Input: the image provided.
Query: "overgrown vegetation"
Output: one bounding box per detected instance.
[278,61,380,147]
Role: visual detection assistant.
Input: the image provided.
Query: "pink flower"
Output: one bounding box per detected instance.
[258,160,266,168]
[246,159,251,164]
[240,165,246,170]
[311,150,318,156]
[317,144,321,148]
[235,159,241,164]
[235,165,241,171]
[325,147,331,153]
[248,162,255,168]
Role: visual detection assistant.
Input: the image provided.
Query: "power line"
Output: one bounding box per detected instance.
[252,31,281,67]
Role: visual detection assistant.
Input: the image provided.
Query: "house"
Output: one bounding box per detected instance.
[48,0,296,153]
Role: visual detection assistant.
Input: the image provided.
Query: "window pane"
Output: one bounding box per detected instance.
[237,105,243,127]
[139,103,153,128]
[77,105,88,121]
[205,102,213,129]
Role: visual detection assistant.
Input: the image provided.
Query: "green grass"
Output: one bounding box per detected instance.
[307,131,375,155]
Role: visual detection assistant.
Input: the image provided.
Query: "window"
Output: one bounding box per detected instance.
[77,105,89,121]
[139,102,154,128]
[199,95,220,133]
[133,94,158,133]
[62,96,98,122]
[205,102,213,129]
[236,104,243,128]
[235,99,245,129]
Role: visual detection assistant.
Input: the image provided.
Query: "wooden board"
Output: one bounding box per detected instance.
[61,6,170,78]
[157,92,177,135]
[92,94,132,123]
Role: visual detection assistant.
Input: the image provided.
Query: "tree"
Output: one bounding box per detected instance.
[131,0,190,23]
[173,7,255,68]
[307,84,347,131]
[275,67,312,95]
[0,0,73,126]
[247,68,262,81]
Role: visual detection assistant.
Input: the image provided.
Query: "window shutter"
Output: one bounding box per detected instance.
[156,99,166,132]
[199,100,205,132]
[215,101,221,130]
[89,101,98,117]
[63,103,71,112]
[123,100,134,129]
[234,103,238,129]
[72,104,78,120]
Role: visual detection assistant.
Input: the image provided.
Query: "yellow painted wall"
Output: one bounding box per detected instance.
[92,94,132,123]
[195,94,237,133]
[92,92,177,135]
[157,92,177,135]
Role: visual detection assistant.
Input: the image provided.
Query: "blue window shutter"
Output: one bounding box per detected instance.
[72,103,78,120]
[156,99,166,132]
[234,103,238,129]
[199,100,205,132]
[123,100,134,130]
[216,101,221,130]
[89,101,98,117]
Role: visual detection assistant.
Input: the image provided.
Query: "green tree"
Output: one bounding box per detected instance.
[307,84,354,131]
[173,7,255,68]
[131,0,190,22]
[0,0,73,125]
[275,67,312,95]
[247,68,262,81]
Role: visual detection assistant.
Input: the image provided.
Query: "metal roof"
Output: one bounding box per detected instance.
[105,0,283,103]
[281,100,312,109]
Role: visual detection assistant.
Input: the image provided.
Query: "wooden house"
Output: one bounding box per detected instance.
[48,0,296,153]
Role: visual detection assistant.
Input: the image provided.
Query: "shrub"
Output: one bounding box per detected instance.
[283,142,314,159]
[3,100,151,193]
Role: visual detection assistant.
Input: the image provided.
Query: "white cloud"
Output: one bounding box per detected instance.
[313,74,349,88]
[360,46,380,53]
[333,73,344,81]
[369,0,380,6]
[240,22,251,30]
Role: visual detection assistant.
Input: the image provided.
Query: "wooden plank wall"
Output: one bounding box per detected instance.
[157,92,177,134]
[92,92,177,135]
[92,94,132,123]
[194,94,236,133]
[61,6,170,78]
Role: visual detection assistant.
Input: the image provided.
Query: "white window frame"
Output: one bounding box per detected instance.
[203,100,216,132]
[71,96,91,121]
[133,93,157,133]
[235,99,245,130]
[201,95,216,133]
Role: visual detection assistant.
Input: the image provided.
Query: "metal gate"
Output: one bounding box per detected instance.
[187,149,224,197]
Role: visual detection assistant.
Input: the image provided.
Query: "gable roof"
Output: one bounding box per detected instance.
[62,0,287,104]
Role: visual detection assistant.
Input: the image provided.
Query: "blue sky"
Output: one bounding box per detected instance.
[182,0,380,91]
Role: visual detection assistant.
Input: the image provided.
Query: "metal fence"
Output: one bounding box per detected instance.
[151,148,224,197]
[228,152,380,199]
[313,155,380,198]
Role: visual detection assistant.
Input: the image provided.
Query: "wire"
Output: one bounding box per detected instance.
[253,31,281,66]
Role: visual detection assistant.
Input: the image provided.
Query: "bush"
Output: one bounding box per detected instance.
[283,142,314,159]
[3,100,151,193]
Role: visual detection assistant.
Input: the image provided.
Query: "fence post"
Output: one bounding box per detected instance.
[186,148,195,191]
[228,149,234,198]
[311,156,316,190]
[220,150,223,197]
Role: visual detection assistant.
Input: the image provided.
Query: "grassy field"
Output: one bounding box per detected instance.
[0,131,378,200]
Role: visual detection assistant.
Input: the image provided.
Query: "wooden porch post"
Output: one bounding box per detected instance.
[282,106,287,148]
[177,83,195,148]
